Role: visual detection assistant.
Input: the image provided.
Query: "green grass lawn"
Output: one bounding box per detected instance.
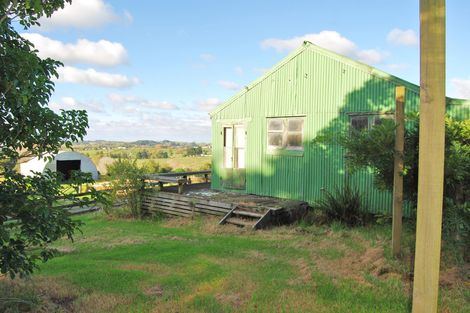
[1,213,468,313]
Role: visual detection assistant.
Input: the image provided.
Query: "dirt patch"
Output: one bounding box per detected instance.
[313,246,395,287]
[161,216,195,228]
[216,292,244,308]
[104,237,147,248]
[0,276,80,312]
[440,263,470,287]
[73,293,133,313]
[144,285,164,297]
[288,258,314,286]
[53,245,76,254]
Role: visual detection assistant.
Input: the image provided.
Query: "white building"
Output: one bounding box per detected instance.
[20,151,99,180]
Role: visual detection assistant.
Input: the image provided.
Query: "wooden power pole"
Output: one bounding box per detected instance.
[392,86,405,257]
[412,0,446,312]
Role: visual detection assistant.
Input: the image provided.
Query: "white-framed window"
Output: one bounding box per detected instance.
[349,113,393,131]
[267,117,304,151]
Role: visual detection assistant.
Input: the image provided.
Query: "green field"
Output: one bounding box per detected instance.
[136,156,211,172]
[1,213,467,313]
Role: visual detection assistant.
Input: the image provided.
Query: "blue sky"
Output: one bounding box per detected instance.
[21,0,470,142]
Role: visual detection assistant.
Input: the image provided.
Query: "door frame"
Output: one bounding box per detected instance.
[221,122,247,190]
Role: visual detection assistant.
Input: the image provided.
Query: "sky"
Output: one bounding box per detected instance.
[18,0,470,142]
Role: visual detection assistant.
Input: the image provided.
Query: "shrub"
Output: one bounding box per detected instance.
[107,159,146,218]
[442,199,470,261]
[312,184,371,227]
[317,115,470,252]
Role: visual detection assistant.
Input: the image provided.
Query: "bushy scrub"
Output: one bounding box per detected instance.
[107,159,146,218]
[312,184,371,227]
[317,115,470,256]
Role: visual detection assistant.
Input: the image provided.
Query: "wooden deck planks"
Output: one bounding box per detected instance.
[141,191,231,217]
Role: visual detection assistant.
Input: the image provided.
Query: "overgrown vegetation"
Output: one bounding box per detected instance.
[0,0,102,278]
[318,115,470,259]
[312,184,371,227]
[107,159,146,218]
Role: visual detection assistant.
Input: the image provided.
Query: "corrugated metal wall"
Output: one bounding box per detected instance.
[210,42,470,216]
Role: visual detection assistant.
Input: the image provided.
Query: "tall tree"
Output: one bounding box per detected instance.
[1,0,98,278]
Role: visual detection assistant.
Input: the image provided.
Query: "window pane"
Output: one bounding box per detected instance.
[235,126,245,148]
[236,148,245,169]
[373,114,393,126]
[224,147,233,168]
[224,127,233,147]
[268,119,283,131]
[268,133,283,147]
[350,116,368,131]
[288,118,303,131]
[287,134,302,147]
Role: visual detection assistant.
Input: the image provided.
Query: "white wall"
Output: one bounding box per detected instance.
[20,151,99,180]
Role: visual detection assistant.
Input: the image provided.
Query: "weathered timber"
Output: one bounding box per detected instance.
[141,191,232,218]
[225,217,256,227]
[392,86,405,257]
[253,210,273,230]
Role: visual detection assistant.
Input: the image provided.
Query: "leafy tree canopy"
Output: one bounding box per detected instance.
[1,0,99,278]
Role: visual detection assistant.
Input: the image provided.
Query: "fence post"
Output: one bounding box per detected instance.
[412,1,446,312]
[392,86,405,257]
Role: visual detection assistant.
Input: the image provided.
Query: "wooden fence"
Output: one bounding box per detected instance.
[141,191,232,218]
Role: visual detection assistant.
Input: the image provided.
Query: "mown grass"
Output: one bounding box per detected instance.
[0,213,467,313]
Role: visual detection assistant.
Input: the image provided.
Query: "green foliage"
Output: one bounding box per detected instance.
[135,150,150,159]
[0,168,104,278]
[0,0,100,278]
[442,199,470,260]
[142,159,172,174]
[329,116,469,206]
[107,160,146,218]
[183,146,203,157]
[321,115,470,252]
[312,184,371,227]
[155,150,169,158]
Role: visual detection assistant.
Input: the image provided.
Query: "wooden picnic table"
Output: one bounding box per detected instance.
[145,170,210,194]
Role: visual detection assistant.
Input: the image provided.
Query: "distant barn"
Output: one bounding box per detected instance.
[20,151,99,180]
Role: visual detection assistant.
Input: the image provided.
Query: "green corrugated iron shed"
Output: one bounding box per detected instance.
[209,41,470,215]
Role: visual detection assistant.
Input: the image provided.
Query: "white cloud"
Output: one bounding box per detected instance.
[49,97,104,113]
[200,53,215,62]
[218,80,241,90]
[356,49,388,64]
[22,33,127,67]
[197,98,223,111]
[260,30,387,65]
[56,66,140,88]
[451,78,470,99]
[38,0,128,30]
[387,29,418,46]
[108,94,178,110]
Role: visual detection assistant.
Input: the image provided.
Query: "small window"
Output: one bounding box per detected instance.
[350,116,369,131]
[349,113,394,131]
[267,117,304,151]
